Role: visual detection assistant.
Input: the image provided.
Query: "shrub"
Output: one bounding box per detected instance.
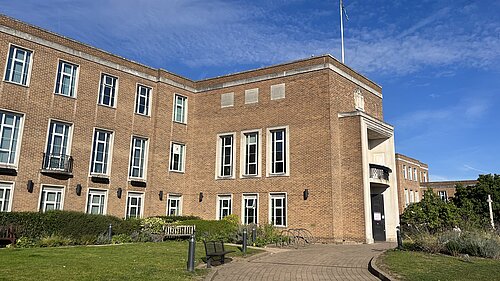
[182,219,238,242]
[253,224,283,246]
[38,234,73,247]
[15,236,38,248]
[112,234,132,244]
[154,215,201,223]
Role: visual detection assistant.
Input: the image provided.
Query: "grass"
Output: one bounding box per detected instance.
[0,241,261,281]
[379,250,500,281]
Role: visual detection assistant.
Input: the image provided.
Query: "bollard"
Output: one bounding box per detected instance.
[187,234,195,272]
[396,226,403,249]
[252,225,256,243]
[242,228,247,255]
[108,223,112,240]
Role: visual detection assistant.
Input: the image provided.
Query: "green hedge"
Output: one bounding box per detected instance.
[153,215,200,223]
[0,211,141,244]
[181,219,238,242]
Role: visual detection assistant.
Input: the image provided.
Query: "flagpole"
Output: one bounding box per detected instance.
[340,0,345,63]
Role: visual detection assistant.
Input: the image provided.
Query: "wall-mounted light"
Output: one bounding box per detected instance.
[303,189,309,200]
[199,192,204,202]
[159,191,164,201]
[117,188,123,199]
[76,184,82,196]
[27,180,34,193]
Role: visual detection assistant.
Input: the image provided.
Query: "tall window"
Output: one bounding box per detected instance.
[403,165,407,179]
[44,121,71,170]
[129,137,147,179]
[423,172,427,182]
[219,135,233,177]
[0,111,22,166]
[135,84,151,116]
[404,189,409,206]
[173,94,187,123]
[269,128,288,175]
[167,195,182,216]
[98,74,117,107]
[242,194,258,224]
[408,166,412,180]
[55,60,78,97]
[415,191,420,202]
[86,189,107,215]
[0,182,13,212]
[410,190,415,203]
[39,186,64,212]
[90,129,112,175]
[270,193,286,227]
[414,168,418,181]
[438,191,448,202]
[4,45,32,85]
[217,195,232,220]
[169,142,185,172]
[126,192,143,218]
[243,132,258,176]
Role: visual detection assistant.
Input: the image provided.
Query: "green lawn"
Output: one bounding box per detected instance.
[379,250,500,281]
[0,242,260,281]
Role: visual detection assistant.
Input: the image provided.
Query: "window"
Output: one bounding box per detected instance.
[0,182,13,212]
[414,168,418,181]
[43,121,72,171]
[39,186,64,212]
[173,94,187,123]
[268,127,288,175]
[404,189,409,207]
[408,166,412,180]
[4,45,32,85]
[270,83,285,100]
[242,194,258,224]
[0,111,22,167]
[129,136,148,179]
[126,192,144,218]
[423,172,427,182]
[403,165,407,179]
[270,193,287,227]
[167,195,182,216]
[169,142,185,172]
[86,189,107,215]
[135,84,151,116]
[242,132,259,176]
[218,134,234,178]
[415,191,420,202]
[438,191,448,202]
[410,190,415,203]
[98,74,117,107]
[55,60,78,97]
[217,195,232,220]
[90,129,112,175]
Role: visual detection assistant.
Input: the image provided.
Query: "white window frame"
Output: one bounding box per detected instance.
[266,126,290,176]
[135,84,151,116]
[3,44,33,86]
[423,172,427,182]
[241,194,258,225]
[216,194,232,220]
[169,142,186,173]
[0,110,24,168]
[269,193,287,227]
[128,136,148,180]
[43,120,73,171]
[172,94,188,124]
[0,182,14,212]
[125,192,144,218]
[39,185,65,212]
[240,130,261,177]
[54,60,79,98]
[408,166,413,180]
[89,128,113,176]
[86,188,108,215]
[410,190,415,203]
[216,133,236,179]
[403,165,407,179]
[404,189,409,207]
[166,194,182,216]
[98,73,118,107]
[414,168,418,182]
[415,190,420,202]
[438,191,448,202]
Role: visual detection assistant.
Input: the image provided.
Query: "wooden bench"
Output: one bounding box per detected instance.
[163,224,195,238]
[0,225,17,245]
[203,240,235,268]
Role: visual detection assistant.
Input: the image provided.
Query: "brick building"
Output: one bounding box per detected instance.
[421,180,477,201]
[0,15,399,243]
[395,153,428,213]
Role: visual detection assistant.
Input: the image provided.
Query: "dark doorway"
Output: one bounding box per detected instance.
[371,193,386,241]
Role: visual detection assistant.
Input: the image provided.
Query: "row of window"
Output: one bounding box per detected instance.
[404,188,420,207]
[402,165,427,182]
[3,45,188,122]
[220,84,286,108]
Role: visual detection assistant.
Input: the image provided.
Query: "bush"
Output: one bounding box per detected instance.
[154,215,201,223]
[112,234,132,244]
[253,224,283,246]
[182,218,239,242]
[38,234,73,247]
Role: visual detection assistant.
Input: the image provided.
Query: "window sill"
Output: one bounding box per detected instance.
[216,176,235,180]
[3,80,29,88]
[241,174,260,179]
[0,165,18,176]
[54,93,77,99]
[169,170,185,174]
[172,120,187,125]
[268,173,289,177]
[90,174,110,184]
[97,104,117,109]
[134,113,151,118]
[129,178,147,187]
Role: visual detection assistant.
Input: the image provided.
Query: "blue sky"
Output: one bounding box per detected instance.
[2,0,499,181]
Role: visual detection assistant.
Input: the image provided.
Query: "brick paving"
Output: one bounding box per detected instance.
[208,243,395,281]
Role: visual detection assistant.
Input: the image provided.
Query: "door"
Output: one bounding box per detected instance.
[371,193,386,241]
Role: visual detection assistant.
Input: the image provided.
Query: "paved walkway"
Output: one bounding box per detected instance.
[208,243,395,281]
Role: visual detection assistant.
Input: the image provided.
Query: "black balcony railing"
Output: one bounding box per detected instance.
[369,164,391,181]
[42,153,73,173]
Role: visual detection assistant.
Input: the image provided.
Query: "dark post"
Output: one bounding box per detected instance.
[242,228,247,255]
[108,223,112,240]
[187,234,195,272]
[252,225,257,243]
[396,226,403,249]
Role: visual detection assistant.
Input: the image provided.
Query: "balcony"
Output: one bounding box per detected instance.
[369,164,391,187]
[41,153,73,177]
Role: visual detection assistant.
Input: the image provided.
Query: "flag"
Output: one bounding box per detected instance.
[342,2,349,21]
